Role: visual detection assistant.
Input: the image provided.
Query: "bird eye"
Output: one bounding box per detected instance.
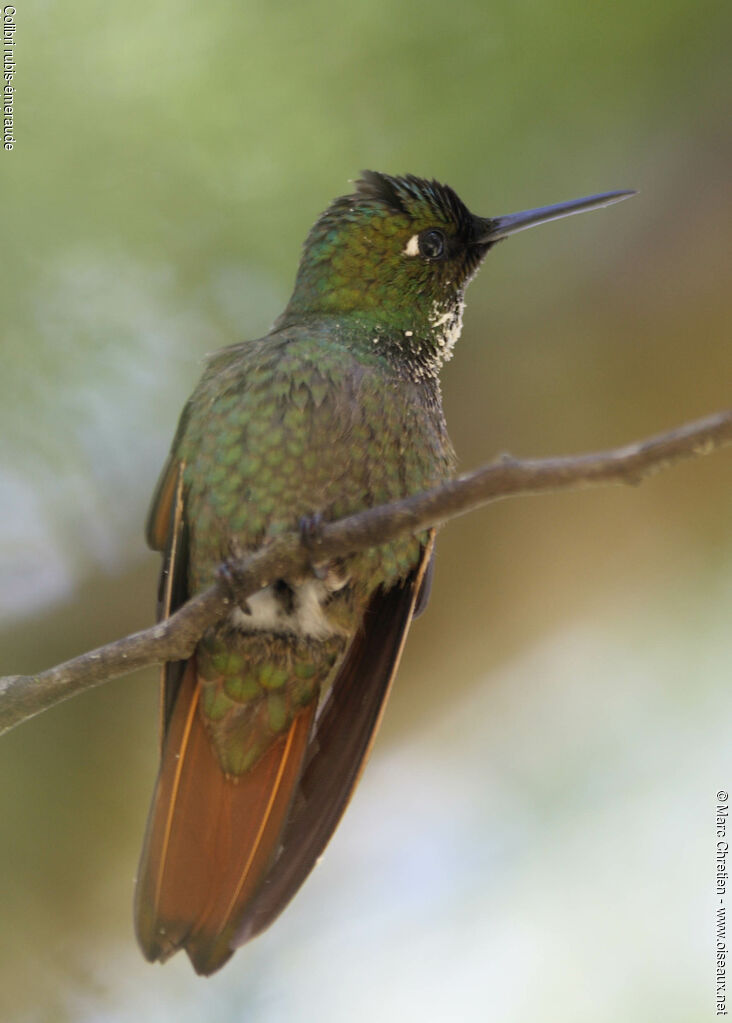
[418,229,446,260]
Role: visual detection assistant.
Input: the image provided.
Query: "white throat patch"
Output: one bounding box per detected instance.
[428,297,465,368]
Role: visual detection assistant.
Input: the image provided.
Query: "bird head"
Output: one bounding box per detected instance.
[282,171,634,371]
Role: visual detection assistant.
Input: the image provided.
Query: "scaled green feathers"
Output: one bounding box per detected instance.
[177,322,454,772]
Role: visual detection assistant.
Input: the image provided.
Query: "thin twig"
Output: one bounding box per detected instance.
[1,408,730,737]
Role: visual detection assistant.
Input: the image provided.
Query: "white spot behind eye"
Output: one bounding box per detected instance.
[403,234,420,257]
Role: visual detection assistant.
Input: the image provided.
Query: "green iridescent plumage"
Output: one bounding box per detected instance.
[175,320,454,772]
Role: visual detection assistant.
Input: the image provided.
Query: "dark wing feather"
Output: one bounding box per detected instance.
[413,545,435,619]
[146,453,182,553]
[146,457,191,734]
[232,532,436,945]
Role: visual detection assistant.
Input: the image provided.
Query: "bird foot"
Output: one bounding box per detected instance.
[298,513,329,579]
[216,560,254,613]
[299,512,325,549]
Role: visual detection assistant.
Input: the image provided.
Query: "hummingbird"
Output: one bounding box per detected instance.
[134,172,634,975]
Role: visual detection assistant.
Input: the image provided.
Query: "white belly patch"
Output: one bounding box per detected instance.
[229,576,348,640]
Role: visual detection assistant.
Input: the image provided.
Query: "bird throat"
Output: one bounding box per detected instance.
[338,291,466,384]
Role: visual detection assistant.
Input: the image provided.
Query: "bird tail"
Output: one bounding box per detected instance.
[134,658,315,975]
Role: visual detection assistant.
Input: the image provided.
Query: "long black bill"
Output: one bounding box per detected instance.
[479,190,636,243]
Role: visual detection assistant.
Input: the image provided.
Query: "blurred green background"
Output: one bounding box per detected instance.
[1,1,730,1020]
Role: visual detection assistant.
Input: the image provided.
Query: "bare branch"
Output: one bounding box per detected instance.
[2,408,730,737]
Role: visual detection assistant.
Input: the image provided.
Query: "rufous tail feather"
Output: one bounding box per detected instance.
[135,659,315,975]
